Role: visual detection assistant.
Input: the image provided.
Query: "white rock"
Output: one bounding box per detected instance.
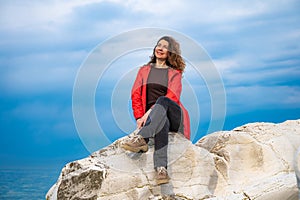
[46,120,300,200]
[197,120,300,199]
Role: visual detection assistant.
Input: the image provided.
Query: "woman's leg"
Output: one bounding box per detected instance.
[153,118,169,168]
[139,96,183,138]
[138,96,183,168]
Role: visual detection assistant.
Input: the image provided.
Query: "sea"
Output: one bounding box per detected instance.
[0,168,61,200]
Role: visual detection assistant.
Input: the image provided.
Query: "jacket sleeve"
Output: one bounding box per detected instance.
[167,70,191,140]
[131,67,145,120]
[165,70,182,104]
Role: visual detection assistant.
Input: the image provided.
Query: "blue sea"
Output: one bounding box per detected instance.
[0,168,61,200]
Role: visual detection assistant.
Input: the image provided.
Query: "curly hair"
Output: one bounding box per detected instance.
[147,36,186,72]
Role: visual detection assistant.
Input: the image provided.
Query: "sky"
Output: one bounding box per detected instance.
[0,0,300,169]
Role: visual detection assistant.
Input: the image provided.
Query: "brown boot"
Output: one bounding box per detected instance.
[156,167,170,185]
[120,135,148,153]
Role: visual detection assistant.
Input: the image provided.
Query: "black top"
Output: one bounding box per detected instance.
[146,66,168,111]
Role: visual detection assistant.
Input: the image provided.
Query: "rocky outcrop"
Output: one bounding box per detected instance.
[46,120,300,200]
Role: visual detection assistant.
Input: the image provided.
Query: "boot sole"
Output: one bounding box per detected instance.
[156,177,170,185]
[121,143,148,153]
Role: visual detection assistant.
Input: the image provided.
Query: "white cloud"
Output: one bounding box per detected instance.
[213,58,239,72]
[0,0,107,30]
[123,0,184,15]
[1,0,299,121]
[1,0,298,34]
[119,0,297,27]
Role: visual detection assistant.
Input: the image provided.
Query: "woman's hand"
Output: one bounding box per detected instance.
[136,109,152,129]
[136,118,145,129]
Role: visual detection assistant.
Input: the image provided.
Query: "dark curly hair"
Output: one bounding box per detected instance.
[147,36,186,72]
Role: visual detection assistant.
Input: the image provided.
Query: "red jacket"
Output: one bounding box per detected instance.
[131,64,191,140]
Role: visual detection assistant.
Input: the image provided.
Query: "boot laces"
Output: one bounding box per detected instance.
[132,135,142,144]
[157,167,167,175]
[126,134,143,144]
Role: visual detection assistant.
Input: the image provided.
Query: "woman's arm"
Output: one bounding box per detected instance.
[131,67,145,120]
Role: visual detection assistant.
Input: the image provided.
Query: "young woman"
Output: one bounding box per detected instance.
[121,36,190,185]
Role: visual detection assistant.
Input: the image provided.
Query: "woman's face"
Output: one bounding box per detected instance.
[155,39,169,60]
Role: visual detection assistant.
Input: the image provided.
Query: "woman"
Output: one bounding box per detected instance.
[121,36,190,185]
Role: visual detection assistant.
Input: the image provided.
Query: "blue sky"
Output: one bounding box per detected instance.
[0,0,300,169]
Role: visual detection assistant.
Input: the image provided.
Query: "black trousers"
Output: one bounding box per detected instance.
[138,96,183,168]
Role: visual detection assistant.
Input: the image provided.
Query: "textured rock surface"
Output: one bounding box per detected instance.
[47,120,300,200]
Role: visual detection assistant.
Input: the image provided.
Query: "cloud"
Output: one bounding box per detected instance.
[2,53,96,101]
[214,56,300,86]
[0,0,107,30]
[0,0,300,168]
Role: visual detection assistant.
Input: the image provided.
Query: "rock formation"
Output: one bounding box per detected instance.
[46,120,300,200]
